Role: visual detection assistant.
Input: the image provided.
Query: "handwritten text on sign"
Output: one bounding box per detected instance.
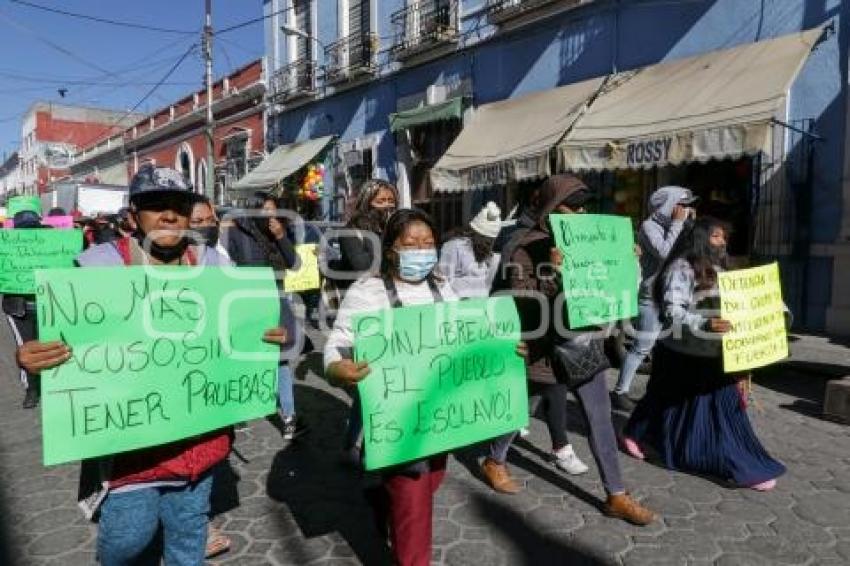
[354,297,528,470]
[284,244,320,292]
[36,266,280,465]
[0,229,83,294]
[719,262,788,373]
[550,214,638,329]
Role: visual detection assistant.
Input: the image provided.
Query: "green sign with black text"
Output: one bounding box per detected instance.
[0,229,83,294]
[354,297,528,470]
[550,214,639,329]
[36,266,280,465]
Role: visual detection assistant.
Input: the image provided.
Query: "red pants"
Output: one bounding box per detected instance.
[383,456,447,566]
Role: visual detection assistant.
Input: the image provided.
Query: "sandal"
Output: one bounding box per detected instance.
[205,526,232,559]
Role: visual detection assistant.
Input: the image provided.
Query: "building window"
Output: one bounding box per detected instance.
[196,159,207,194]
[175,143,195,187]
[226,136,248,180]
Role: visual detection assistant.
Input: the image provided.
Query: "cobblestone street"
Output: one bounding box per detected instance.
[1,323,849,565]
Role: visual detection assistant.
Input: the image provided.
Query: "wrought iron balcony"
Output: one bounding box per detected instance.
[268,59,317,101]
[324,33,378,83]
[486,0,583,25]
[390,0,458,60]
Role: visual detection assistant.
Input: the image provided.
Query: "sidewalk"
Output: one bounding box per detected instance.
[0,324,848,565]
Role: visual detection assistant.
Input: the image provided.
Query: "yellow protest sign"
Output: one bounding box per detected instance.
[284,244,320,292]
[719,262,788,373]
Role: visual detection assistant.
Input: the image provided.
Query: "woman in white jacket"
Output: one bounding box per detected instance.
[438,201,502,299]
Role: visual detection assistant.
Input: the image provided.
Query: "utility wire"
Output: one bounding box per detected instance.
[75,43,198,151]
[9,0,195,34]
[218,5,294,35]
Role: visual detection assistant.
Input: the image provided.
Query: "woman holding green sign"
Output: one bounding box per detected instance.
[324,208,453,566]
[496,174,657,526]
[621,218,786,491]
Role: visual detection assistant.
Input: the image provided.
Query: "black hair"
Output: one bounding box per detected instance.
[381,208,439,277]
[654,216,731,304]
[48,207,67,217]
[444,227,495,263]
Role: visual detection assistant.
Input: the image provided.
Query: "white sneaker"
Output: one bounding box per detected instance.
[519,427,530,437]
[553,445,589,475]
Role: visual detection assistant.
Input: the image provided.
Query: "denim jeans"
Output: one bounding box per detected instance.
[615,299,662,395]
[278,364,295,418]
[97,474,212,566]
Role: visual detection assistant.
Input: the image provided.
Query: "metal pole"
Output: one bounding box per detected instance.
[203,0,216,200]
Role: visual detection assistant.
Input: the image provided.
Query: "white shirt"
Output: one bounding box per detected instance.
[323,275,457,369]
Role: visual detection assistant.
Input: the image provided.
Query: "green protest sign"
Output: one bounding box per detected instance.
[7,195,42,217]
[550,214,638,329]
[36,266,280,466]
[0,229,83,294]
[354,297,528,470]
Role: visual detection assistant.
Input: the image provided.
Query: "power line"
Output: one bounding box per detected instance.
[75,43,198,151]
[218,5,294,35]
[9,0,195,34]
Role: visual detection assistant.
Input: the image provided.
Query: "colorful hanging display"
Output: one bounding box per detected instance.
[298,163,326,201]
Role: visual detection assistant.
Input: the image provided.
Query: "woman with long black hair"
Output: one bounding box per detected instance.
[621,217,785,491]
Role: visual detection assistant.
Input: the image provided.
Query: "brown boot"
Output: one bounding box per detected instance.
[480,458,521,494]
[603,493,657,526]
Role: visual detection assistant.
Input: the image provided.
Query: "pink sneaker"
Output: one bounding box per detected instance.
[748,479,777,491]
[620,436,645,460]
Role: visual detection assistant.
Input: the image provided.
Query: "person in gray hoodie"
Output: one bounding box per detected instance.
[612,186,697,410]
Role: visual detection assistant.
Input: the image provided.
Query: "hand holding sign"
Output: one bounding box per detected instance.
[17,340,72,374]
[36,266,281,465]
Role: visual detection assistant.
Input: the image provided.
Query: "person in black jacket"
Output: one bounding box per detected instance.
[224,194,305,440]
[332,179,398,288]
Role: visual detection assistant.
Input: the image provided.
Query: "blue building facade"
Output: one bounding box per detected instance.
[262,0,848,333]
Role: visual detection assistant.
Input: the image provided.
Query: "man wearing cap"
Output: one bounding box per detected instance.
[612,186,697,410]
[15,165,288,566]
[3,196,49,408]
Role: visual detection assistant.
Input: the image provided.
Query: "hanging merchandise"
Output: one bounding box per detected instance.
[298,163,326,202]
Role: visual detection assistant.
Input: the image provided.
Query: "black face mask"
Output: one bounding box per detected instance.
[709,244,728,265]
[193,225,220,248]
[371,207,395,230]
[135,230,190,263]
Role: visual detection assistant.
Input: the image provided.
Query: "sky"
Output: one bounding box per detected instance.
[0,0,267,159]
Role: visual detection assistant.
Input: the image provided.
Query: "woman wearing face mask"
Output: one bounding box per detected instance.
[330,179,398,290]
[323,209,452,566]
[486,174,657,525]
[621,218,785,491]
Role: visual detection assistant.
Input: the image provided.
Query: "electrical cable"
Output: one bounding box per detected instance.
[9,0,195,34]
[74,43,199,151]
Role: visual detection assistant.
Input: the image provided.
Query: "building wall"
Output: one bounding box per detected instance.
[18,104,136,194]
[129,111,265,187]
[265,0,845,332]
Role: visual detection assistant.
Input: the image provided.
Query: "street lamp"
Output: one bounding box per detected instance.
[280,25,325,50]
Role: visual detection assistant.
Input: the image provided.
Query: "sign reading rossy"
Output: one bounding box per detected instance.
[36,266,280,465]
[354,297,528,470]
[550,214,639,329]
[719,262,789,373]
[0,229,83,294]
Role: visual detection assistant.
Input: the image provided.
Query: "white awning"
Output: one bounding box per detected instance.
[231,135,335,191]
[431,77,605,193]
[557,28,824,171]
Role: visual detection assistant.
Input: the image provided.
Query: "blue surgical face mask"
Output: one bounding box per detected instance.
[397,248,438,281]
